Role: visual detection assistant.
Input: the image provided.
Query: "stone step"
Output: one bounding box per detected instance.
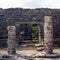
[35,44,43,47]
[20,44,35,47]
[19,40,39,43]
[19,40,39,44]
[19,43,44,47]
[36,47,44,51]
[35,44,44,51]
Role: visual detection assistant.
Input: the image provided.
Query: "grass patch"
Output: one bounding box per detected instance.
[32,24,38,37]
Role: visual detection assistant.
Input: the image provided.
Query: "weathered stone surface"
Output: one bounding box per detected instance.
[44,16,53,54]
[38,24,41,44]
[0,8,60,37]
[0,8,60,47]
[7,26,16,55]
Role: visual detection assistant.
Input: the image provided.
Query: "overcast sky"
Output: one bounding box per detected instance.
[0,0,60,9]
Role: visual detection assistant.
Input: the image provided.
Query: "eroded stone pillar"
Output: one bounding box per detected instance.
[38,24,41,44]
[44,16,53,54]
[7,26,16,55]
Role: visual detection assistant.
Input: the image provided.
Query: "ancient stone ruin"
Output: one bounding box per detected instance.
[5,16,60,60]
[7,26,16,54]
[44,16,53,54]
[0,8,60,60]
[0,8,60,47]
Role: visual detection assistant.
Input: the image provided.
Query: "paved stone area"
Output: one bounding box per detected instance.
[0,48,60,60]
[0,55,60,60]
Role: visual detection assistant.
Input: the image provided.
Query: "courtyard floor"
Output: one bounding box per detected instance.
[0,46,60,56]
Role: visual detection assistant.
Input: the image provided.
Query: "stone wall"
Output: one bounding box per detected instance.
[0,8,60,38]
[0,8,60,46]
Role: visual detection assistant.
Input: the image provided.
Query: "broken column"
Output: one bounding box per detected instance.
[44,16,53,54]
[7,26,16,55]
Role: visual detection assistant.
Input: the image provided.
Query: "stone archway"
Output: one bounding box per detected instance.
[15,21,42,45]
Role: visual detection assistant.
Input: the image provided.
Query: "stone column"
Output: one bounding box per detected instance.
[44,16,53,54]
[7,26,16,55]
[38,24,41,44]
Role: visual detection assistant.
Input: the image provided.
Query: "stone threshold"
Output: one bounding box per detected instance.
[0,54,60,60]
[34,53,60,58]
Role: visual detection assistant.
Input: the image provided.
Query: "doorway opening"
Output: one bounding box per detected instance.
[16,24,40,46]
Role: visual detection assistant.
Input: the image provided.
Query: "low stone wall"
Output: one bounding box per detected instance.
[0,38,59,47]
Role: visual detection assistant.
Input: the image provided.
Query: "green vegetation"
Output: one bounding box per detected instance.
[32,24,38,37]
